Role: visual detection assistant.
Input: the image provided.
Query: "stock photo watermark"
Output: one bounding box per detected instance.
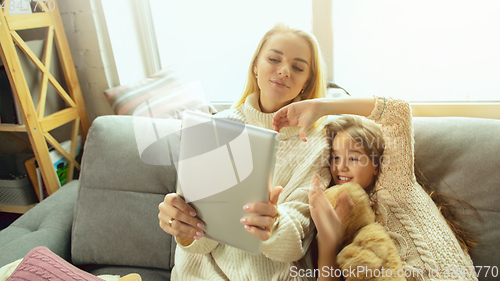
[290,265,499,279]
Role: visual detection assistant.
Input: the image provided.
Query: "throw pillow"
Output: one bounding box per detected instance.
[6,247,105,281]
[105,66,216,118]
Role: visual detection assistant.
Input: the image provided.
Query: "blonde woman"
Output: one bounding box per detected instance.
[158,23,332,280]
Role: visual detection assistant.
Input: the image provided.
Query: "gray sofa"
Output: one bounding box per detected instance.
[0,115,499,280]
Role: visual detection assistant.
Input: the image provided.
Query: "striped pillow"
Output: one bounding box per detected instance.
[105,67,216,118]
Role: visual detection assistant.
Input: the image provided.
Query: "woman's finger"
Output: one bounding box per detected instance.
[269,186,283,205]
[243,202,278,217]
[240,215,275,231]
[272,117,292,132]
[243,225,272,241]
[273,106,289,123]
[158,193,205,238]
[163,216,205,240]
[159,201,204,229]
[164,193,197,217]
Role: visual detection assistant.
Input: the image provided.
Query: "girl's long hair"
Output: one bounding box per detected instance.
[327,115,480,254]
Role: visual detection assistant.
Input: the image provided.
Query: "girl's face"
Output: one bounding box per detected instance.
[253,32,311,113]
[330,132,379,189]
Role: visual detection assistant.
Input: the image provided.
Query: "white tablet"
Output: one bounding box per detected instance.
[176,110,279,254]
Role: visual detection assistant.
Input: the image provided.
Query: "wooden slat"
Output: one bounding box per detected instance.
[50,3,90,140]
[39,107,79,132]
[66,117,80,182]
[44,132,81,171]
[0,203,37,214]
[5,13,52,30]
[10,31,77,108]
[24,156,41,201]
[0,124,27,132]
[37,26,55,119]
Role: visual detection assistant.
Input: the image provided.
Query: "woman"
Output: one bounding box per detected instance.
[158,23,332,280]
[273,97,478,280]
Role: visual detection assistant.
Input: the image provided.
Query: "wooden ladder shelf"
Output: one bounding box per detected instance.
[0,0,89,209]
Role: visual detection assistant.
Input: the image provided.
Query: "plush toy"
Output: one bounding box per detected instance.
[325,182,405,281]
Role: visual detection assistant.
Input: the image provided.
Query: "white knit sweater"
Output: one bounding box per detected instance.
[171,93,331,281]
[366,96,477,280]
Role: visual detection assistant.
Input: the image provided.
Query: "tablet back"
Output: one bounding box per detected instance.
[176,110,279,254]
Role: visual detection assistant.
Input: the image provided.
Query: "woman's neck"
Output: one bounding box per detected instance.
[258,94,293,113]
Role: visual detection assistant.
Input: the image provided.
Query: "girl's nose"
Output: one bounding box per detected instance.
[338,161,349,172]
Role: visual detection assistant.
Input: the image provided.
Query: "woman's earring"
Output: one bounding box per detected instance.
[255,75,258,79]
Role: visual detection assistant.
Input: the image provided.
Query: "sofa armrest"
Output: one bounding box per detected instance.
[0,180,79,267]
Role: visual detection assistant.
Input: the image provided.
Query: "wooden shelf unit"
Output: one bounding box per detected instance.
[0,0,89,213]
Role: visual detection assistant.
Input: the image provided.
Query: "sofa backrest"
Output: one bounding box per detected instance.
[72,115,500,278]
[413,117,500,280]
[72,115,180,270]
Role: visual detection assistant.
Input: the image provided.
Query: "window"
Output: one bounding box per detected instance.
[332,0,500,102]
[149,0,312,103]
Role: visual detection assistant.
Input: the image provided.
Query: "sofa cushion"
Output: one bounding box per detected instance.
[413,117,500,275]
[104,66,216,118]
[71,116,180,270]
[0,181,79,268]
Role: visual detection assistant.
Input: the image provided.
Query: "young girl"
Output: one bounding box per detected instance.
[273,96,478,280]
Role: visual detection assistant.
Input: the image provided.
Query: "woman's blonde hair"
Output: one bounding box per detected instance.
[232,23,327,109]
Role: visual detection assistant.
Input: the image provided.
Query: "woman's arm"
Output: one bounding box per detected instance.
[317,97,376,117]
[257,127,332,263]
[272,98,376,141]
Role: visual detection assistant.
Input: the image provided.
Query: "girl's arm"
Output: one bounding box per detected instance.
[273,98,376,141]
[317,250,342,281]
[309,173,352,281]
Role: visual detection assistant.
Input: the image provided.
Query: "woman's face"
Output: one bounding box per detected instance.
[330,132,379,189]
[253,32,312,113]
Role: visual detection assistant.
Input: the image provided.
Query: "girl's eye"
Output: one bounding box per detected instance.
[269,58,280,63]
[349,158,359,162]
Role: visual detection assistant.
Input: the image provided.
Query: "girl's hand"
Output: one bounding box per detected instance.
[241,186,283,241]
[272,99,324,142]
[309,173,353,254]
[158,193,206,244]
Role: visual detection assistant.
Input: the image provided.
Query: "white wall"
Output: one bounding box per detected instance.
[58,0,114,121]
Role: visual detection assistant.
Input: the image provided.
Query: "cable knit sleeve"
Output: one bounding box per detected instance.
[174,236,219,255]
[366,96,478,280]
[367,96,415,186]
[260,125,331,263]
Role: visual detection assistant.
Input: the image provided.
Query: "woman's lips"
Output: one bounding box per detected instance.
[271,80,288,88]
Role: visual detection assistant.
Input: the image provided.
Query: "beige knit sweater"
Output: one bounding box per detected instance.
[366,96,477,280]
[171,93,331,281]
